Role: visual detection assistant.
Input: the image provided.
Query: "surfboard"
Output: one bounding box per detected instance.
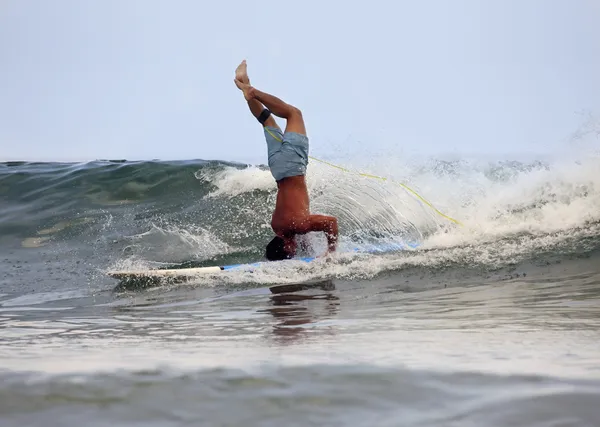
[107,241,418,285]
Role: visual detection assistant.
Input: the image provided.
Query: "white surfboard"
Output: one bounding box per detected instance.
[107,241,418,284]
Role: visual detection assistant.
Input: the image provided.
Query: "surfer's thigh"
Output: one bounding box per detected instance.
[264,126,284,157]
[267,133,309,181]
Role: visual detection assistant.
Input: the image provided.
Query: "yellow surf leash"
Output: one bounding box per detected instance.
[308,157,463,226]
[264,127,463,227]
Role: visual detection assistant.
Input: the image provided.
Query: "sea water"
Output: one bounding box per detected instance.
[1,151,600,426]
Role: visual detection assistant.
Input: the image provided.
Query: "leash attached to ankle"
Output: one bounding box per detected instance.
[257,109,272,125]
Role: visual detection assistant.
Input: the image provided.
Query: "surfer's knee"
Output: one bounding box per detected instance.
[283,106,306,135]
[288,105,302,119]
[279,104,302,120]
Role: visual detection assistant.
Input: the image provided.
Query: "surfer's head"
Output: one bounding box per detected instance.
[265,236,295,261]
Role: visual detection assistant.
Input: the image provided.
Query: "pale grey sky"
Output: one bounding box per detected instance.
[1,0,599,164]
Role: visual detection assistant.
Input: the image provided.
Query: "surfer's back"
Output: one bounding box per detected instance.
[272,175,310,232]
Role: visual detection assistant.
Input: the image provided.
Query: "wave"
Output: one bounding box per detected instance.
[1,149,599,284]
[2,365,599,427]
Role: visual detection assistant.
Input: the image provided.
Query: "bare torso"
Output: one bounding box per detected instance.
[271,175,310,235]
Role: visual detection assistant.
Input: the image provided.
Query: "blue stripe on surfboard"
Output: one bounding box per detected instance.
[220,241,417,271]
[221,257,314,271]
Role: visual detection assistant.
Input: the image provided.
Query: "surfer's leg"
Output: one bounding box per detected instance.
[235,80,306,136]
[235,60,280,129]
[264,92,306,137]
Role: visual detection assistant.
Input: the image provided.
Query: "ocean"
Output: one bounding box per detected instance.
[1,153,599,426]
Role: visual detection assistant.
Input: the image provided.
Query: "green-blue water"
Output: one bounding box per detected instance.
[1,157,599,426]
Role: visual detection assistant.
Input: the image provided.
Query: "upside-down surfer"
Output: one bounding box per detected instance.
[234,60,338,260]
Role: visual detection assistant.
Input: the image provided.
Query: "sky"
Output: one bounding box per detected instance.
[1,0,599,164]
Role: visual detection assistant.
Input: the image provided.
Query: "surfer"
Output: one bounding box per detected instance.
[234,60,338,261]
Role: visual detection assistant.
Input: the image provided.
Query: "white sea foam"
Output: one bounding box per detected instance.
[200,166,275,197]
[205,151,599,239]
[425,155,600,249]
[108,124,599,288]
[114,223,234,268]
[171,143,600,287]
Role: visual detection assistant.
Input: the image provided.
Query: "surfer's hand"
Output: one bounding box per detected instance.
[305,215,338,253]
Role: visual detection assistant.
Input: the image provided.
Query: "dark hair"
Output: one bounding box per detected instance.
[265,236,291,261]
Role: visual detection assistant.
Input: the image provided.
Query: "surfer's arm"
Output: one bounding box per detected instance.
[306,215,338,252]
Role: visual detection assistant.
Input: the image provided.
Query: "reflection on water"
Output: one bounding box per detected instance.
[1,261,599,381]
[262,280,339,342]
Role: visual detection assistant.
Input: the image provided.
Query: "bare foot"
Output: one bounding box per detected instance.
[233,79,255,100]
[234,60,250,84]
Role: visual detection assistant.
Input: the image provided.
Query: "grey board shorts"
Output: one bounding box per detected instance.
[263,126,309,182]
